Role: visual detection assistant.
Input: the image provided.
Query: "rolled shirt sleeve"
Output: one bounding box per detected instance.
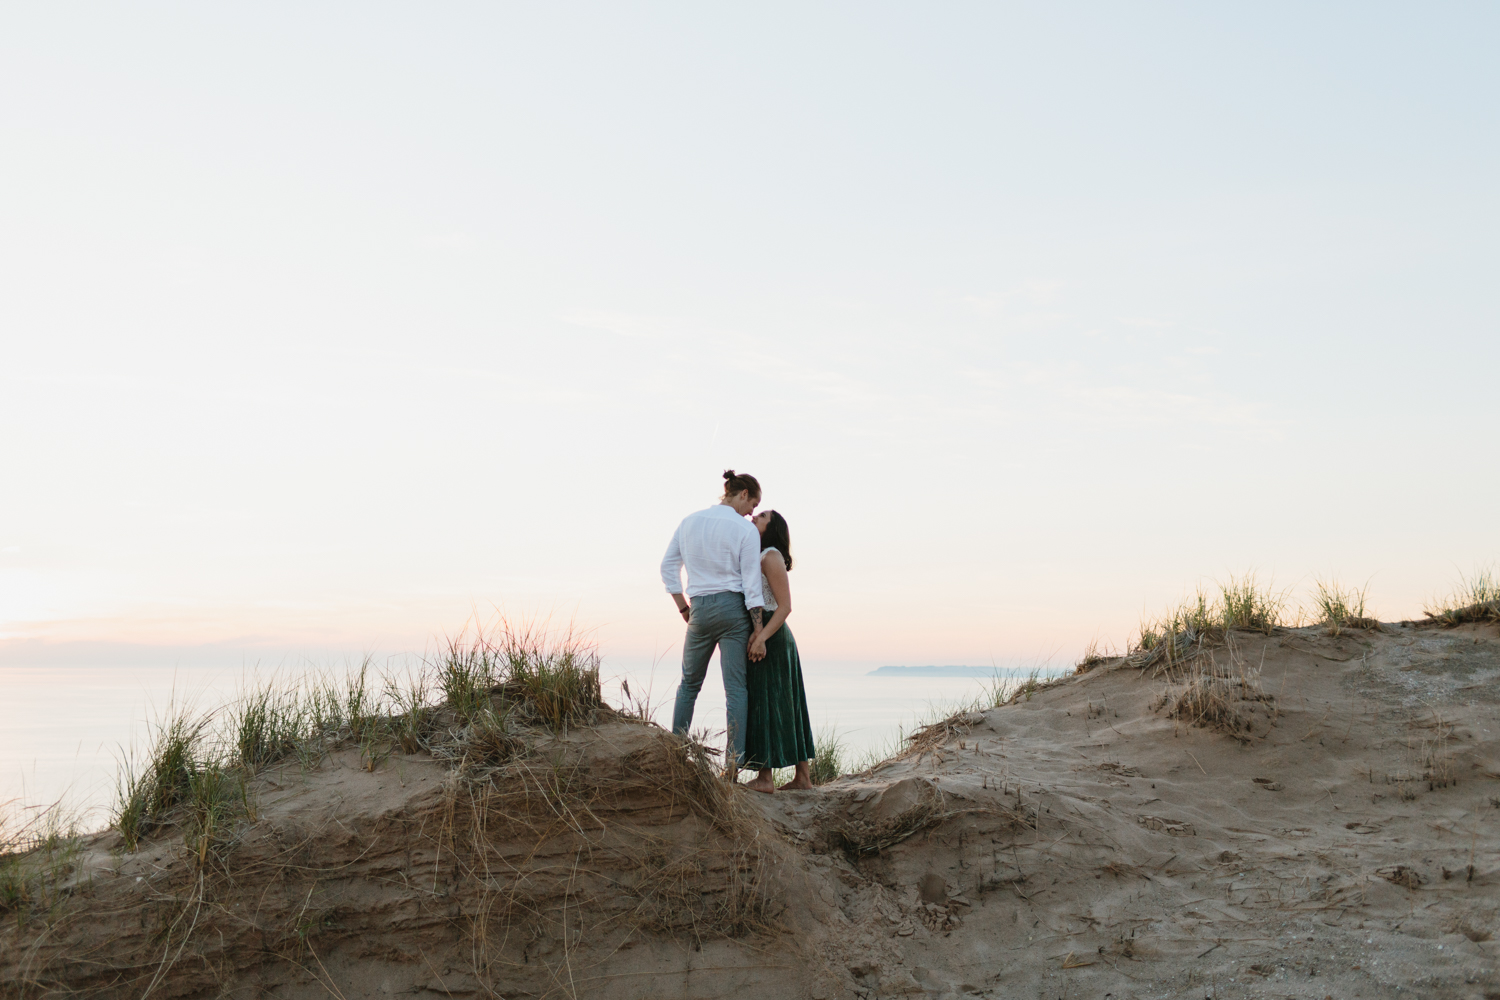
[661,525,685,594]
[738,523,765,610]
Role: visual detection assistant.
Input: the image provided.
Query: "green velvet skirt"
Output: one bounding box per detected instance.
[743,620,816,770]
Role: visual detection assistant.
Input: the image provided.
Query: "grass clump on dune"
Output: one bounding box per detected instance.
[231,687,309,772]
[1310,579,1378,634]
[115,711,212,850]
[1074,638,1115,674]
[1000,668,1048,704]
[1,801,84,922]
[1424,569,1500,627]
[1218,576,1286,632]
[437,620,602,732]
[1158,653,1272,742]
[808,728,845,785]
[437,639,499,724]
[115,709,250,866]
[495,626,602,732]
[110,618,602,858]
[1131,574,1287,673]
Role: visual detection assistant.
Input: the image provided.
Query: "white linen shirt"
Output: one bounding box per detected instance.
[660,505,766,611]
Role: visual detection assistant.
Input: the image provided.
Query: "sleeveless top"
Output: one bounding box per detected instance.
[760,547,783,611]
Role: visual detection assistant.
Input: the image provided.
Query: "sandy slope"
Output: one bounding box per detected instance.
[4,621,1499,999]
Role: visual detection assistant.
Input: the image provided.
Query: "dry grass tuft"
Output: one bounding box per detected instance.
[614,676,660,725]
[627,731,749,837]
[1075,638,1114,674]
[441,728,776,949]
[430,711,529,780]
[1379,865,1426,890]
[1164,671,1251,737]
[1156,647,1272,742]
[835,779,1030,858]
[835,780,948,857]
[1423,569,1500,627]
[903,711,986,758]
[1398,709,1459,793]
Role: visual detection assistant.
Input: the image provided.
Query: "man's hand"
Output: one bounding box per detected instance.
[748,631,766,661]
[672,596,691,622]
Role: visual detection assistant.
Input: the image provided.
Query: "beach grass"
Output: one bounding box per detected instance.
[385,668,437,754]
[1218,574,1287,633]
[808,727,845,785]
[108,617,602,857]
[999,668,1045,704]
[231,686,308,773]
[437,620,602,731]
[115,710,211,849]
[1074,638,1115,673]
[1424,568,1500,626]
[1,799,85,920]
[437,637,497,724]
[94,567,1484,855]
[1309,578,1377,634]
[1131,574,1288,672]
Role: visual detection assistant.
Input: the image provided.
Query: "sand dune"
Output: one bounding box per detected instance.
[4,619,1498,999]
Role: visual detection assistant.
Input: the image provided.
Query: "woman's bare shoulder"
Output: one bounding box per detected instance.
[761,548,787,569]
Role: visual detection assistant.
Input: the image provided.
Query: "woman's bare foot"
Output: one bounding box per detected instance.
[745,769,776,794]
[783,761,815,791]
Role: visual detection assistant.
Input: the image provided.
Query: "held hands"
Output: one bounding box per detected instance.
[748,630,766,662]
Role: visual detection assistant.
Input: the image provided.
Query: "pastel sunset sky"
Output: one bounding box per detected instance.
[4,4,1497,678]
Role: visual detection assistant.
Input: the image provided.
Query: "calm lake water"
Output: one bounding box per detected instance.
[1,660,1062,827]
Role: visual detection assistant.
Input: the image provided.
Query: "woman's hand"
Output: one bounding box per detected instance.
[748,632,767,661]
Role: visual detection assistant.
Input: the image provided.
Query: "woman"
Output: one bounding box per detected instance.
[742,509,817,793]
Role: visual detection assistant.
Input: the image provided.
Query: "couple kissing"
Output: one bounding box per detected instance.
[660,470,816,794]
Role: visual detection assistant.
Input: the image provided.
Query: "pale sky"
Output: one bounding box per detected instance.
[4,3,1498,673]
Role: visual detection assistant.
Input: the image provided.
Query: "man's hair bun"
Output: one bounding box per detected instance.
[720,469,762,500]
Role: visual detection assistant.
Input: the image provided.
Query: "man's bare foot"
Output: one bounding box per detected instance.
[745,772,775,794]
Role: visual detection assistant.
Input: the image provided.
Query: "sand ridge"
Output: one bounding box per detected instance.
[3,621,1498,999]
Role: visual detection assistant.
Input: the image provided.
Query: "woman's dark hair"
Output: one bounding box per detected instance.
[722,469,761,500]
[759,510,792,571]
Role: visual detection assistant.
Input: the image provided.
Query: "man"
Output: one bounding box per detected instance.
[660,469,766,775]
